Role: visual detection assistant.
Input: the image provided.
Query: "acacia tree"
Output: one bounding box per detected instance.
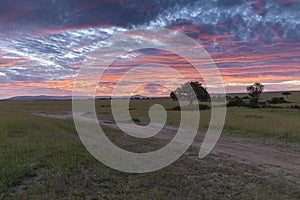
[247,82,264,108]
[282,92,292,100]
[170,81,209,105]
[170,91,178,101]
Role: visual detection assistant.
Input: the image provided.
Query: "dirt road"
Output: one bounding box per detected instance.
[35,112,300,173]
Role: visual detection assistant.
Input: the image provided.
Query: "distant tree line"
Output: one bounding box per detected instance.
[170,81,296,109]
[226,82,294,108]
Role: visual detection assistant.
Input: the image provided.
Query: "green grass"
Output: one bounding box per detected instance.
[1,94,300,143]
[228,91,300,106]
[94,97,300,142]
[0,110,299,199]
[0,96,299,199]
[223,107,300,141]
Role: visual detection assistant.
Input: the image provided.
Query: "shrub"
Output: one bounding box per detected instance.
[170,104,210,111]
[198,104,210,110]
[267,97,289,104]
[291,105,300,110]
[170,106,181,111]
[260,101,267,108]
[227,97,248,107]
[132,118,140,123]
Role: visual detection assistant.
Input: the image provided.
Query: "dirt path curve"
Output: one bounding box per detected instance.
[34,113,300,173]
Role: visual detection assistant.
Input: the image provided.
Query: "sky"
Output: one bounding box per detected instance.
[0,0,299,98]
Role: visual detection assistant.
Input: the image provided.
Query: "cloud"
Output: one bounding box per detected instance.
[0,0,299,98]
[143,0,300,45]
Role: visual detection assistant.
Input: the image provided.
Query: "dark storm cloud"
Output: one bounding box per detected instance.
[0,0,77,33]
[0,0,299,43]
[0,0,194,33]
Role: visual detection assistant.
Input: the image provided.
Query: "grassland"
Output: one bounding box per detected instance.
[0,91,299,199]
[227,90,300,107]
[96,91,300,142]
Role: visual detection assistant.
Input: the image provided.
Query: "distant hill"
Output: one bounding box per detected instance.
[4,95,109,101]
[4,96,72,101]
[3,91,299,101]
[3,95,148,101]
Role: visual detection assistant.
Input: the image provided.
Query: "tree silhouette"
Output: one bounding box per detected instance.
[282,92,292,100]
[170,81,209,105]
[170,91,177,101]
[247,82,264,108]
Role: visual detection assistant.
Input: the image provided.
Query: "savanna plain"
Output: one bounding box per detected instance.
[0,91,299,199]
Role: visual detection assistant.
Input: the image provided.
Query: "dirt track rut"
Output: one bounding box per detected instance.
[35,113,300,173]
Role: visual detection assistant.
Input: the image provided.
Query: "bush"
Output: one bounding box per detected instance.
[291,105,300,110]
[267,97,289,104]
[132,118,140,123]
[198,104,210,110]
[227,97,248,107]
[260,101,267,108]
[170,106,181,111]
[170,104,210,111]
[249,98,259,108]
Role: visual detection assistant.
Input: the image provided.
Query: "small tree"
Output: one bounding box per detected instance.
[282,92,292,100]
[170,91,177,101]
[247,82,264,108]
[171,81,209,105]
